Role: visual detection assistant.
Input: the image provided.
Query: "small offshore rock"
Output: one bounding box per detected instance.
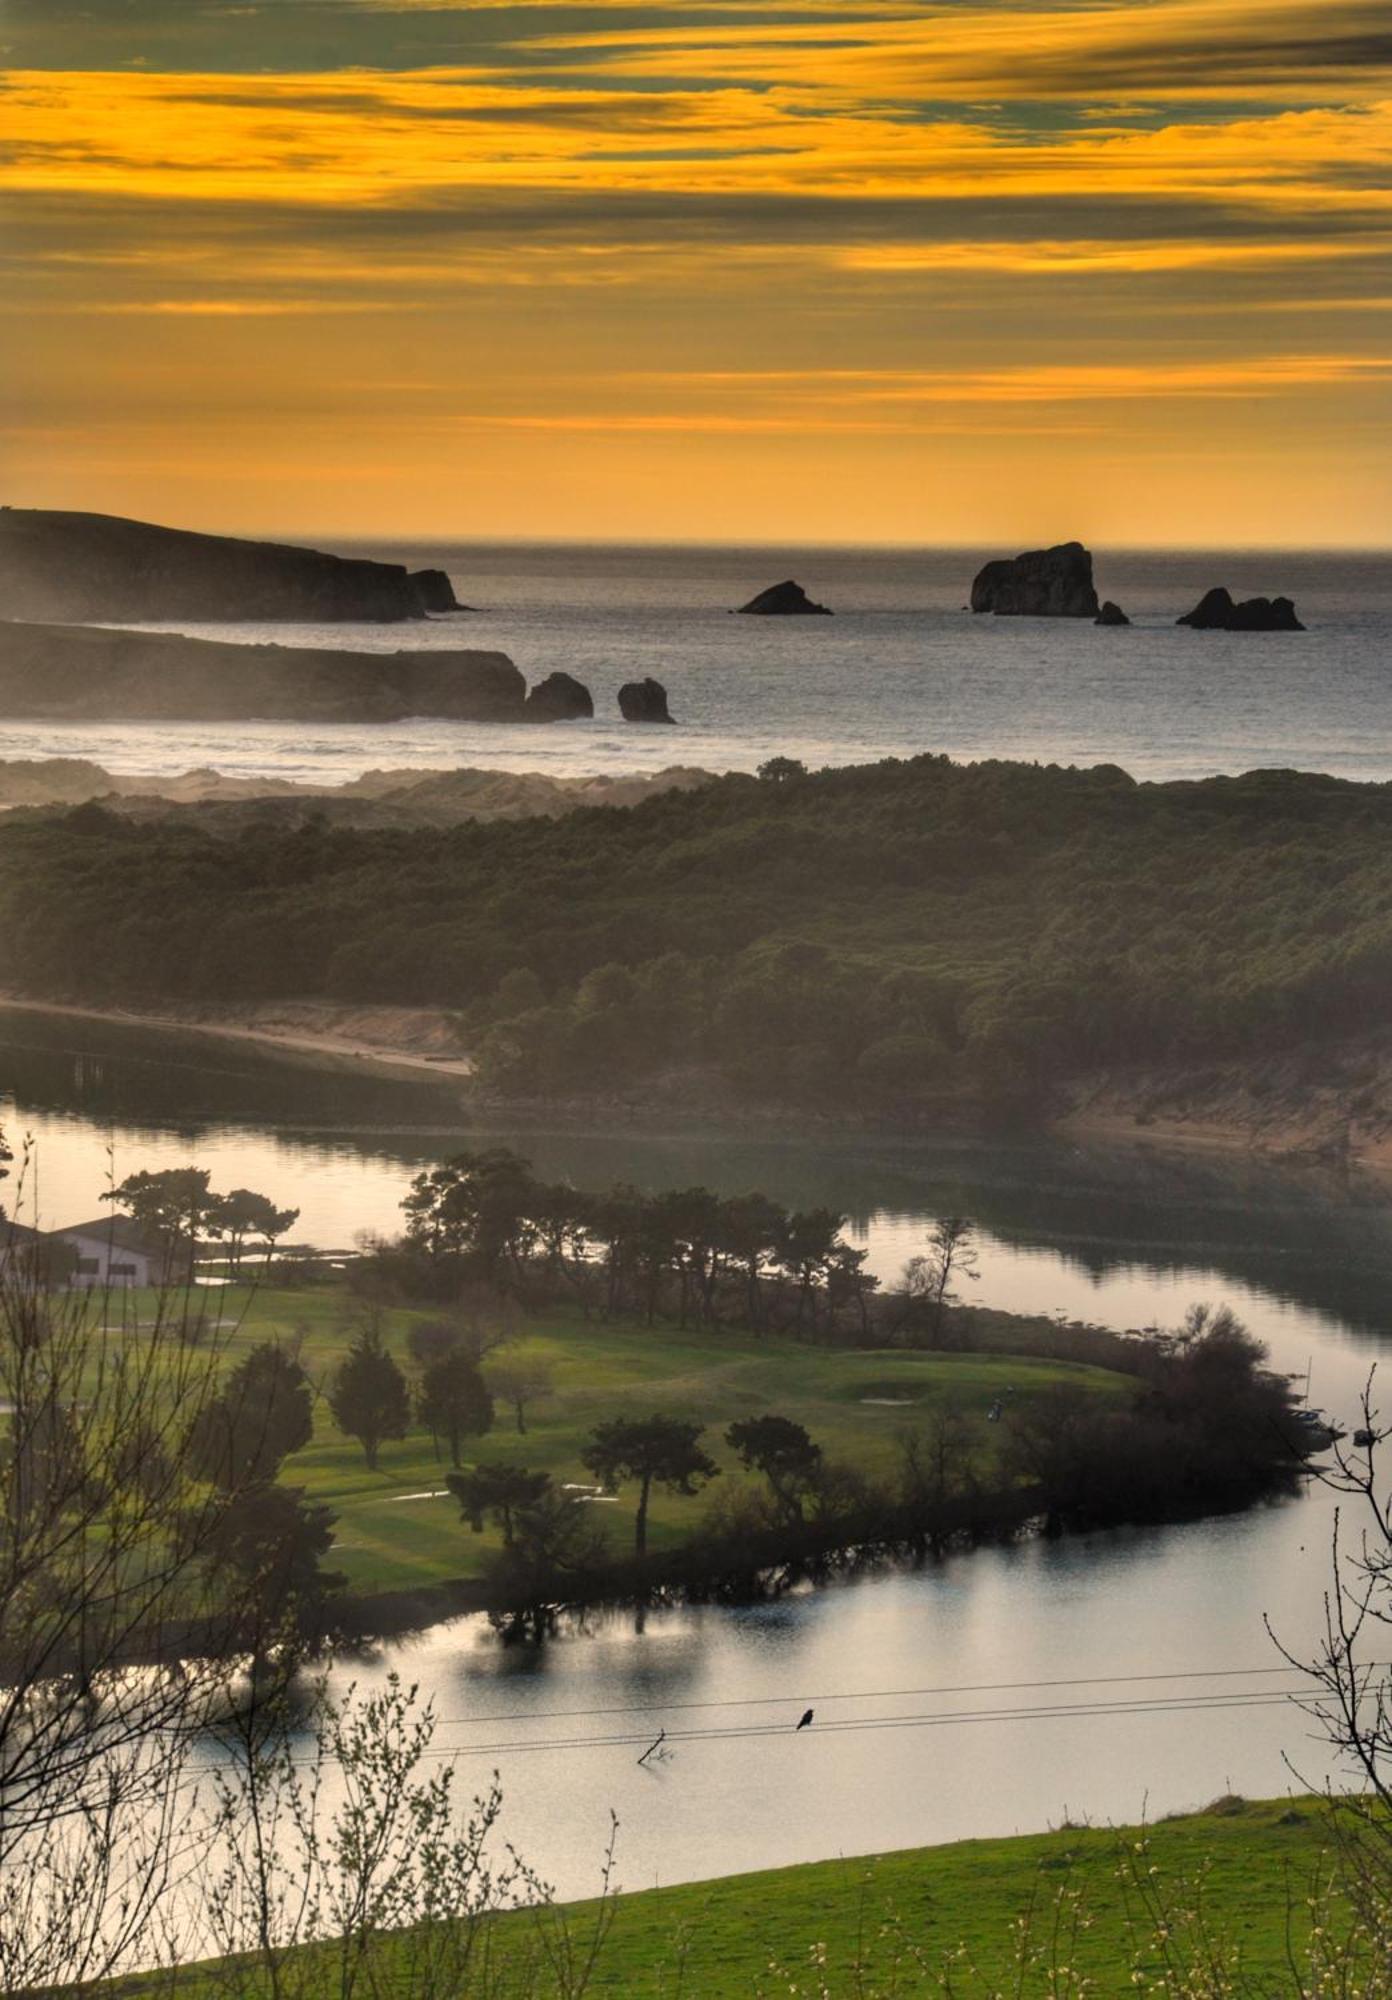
[523,671,594,721]
[971,541,1100,618]
[1095,601,1130,626]
[618,678,675,724]
[736,580,832,616]
[1177,587,1304,632]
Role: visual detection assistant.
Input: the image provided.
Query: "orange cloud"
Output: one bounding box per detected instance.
[1,0,1389,542]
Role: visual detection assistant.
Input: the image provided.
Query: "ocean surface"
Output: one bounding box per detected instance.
[4,542,1390,785]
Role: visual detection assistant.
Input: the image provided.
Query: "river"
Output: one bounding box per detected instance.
[2,1004,1387,1900]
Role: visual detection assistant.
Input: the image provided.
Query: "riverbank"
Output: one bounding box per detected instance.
[0,994,475,1082]
[1056,1038,1392,1171]
[103,1794,1344,1996]
[7,989,1391,1172]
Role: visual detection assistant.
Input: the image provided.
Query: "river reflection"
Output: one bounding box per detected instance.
[2,1004,1389,1892]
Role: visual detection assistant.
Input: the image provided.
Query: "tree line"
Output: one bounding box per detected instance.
[102,1166,300,1274]
[381,1146,970,1342]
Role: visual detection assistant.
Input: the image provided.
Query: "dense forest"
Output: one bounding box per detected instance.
[0,753,1386,1117]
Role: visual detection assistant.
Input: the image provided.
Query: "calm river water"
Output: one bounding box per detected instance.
[3,1005,1388,1898]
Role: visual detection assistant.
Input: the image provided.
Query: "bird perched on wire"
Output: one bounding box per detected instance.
[796,1708,814,1731]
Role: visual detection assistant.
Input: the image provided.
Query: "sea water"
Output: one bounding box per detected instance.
[2,543,1389,786]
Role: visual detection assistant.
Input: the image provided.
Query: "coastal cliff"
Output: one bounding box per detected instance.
[0,620,525,722]
[0,508,445,623]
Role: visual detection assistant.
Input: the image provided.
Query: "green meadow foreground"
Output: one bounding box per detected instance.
[112,1797,1344,1996]
[166,1281,1128,1596]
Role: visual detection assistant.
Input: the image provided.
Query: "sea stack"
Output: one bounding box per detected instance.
[1096,601,1130,627]
[1177,588,1304,632]
[618,678,675,724]
[0,507,436,623]
[970,542,1100,618]
[736,580,832,616]
[523,671,594,721]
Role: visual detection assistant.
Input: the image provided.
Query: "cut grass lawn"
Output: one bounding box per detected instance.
[111,1795,1349,1996]
[118,1282,1134,1596]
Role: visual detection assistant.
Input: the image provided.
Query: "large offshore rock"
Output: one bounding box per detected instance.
[0,507,433,622]
[970,542,1100,618]
[0,621,526,721]
[522,670,594,721]
[1177,587,1304,631]
[618,677,675,723]
[736,580,832,616]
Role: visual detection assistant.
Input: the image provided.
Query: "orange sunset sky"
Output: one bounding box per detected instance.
[2,0,1390,544]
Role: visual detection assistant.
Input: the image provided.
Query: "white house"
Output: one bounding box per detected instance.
[49,1217,164,1290]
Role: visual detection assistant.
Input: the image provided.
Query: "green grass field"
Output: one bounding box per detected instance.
[527,1795,1341,1995]
[113,1795,1352,1996]
[147,1282,1131,1595]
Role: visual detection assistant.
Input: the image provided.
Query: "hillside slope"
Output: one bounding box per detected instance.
[3,754,1389,1146]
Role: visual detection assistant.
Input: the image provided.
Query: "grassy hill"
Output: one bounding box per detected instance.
[107,1795,1350,1996]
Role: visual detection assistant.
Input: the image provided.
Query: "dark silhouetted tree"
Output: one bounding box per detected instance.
[903,1216,980,1346]
[208,1188,300,1277]
[187,1340,312,1490]
[447,1463,551,1543]
[417,1347,494,1468]
[582,1415,718,1560]
[487,1357,553,1435]
[101,1167,215,1278]
[329,1328,410,1471]
[726,1414,822,1524]
[203,1483,340,1621]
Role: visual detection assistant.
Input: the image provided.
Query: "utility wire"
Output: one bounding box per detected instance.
[183,1682,1318,1776]
[420,1660,1322,1734]
[415,1686,1312,1761]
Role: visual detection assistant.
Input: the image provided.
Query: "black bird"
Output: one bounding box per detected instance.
[796,1708,814,1731]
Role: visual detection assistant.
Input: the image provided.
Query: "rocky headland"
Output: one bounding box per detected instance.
[971,541,1100,617]
[0,620,526,722]
[0,507,458,623]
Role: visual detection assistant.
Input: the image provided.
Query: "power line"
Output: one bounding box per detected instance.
[415,1686,1312,1761]
[419,1660,1318,1733]
[183,1682,1317,1776]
